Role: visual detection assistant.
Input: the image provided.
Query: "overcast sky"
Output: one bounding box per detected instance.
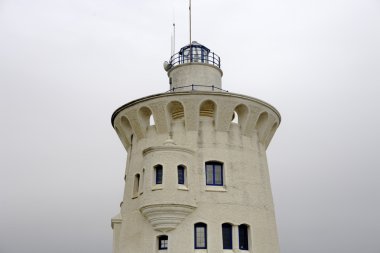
[1,0,379,253]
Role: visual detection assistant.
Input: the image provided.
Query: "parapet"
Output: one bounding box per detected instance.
[111,91,280,150]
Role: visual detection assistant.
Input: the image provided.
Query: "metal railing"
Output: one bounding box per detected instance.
[166,84,228,93]
[169,50,221,68]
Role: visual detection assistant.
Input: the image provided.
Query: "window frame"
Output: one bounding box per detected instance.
[133,173,140,198]
[205,161,224,186]
[222,223,233,249]
[194,222,207,249]
[238,224,249,250]
[177,165,185,185]
[158,235,168,250]
[154,164,163,185]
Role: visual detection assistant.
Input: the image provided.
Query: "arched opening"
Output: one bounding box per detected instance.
[199,100,216,118]
[177,164,187,186]
[139,106,155,130]
[234,104,249,126]
[149,114,155,126]
[231,111,239,123]
[255,112,268,132]
[194,222,207,249]
[119,116,133,145]
[154,164,163,185]
[121,116,132,134]
[167,101,185,120]
[255,112,269,142]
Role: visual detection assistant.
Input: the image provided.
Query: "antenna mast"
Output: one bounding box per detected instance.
[173,22,176,54]
[189,0,192,45]
[171,9,176,56]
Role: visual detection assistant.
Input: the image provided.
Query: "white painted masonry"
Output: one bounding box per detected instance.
[111,42,281,253]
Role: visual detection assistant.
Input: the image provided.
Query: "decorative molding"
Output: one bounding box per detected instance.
[140,204,197,232]
[143,145,195,156]
[111,91,281,126]
[113,92,281,150]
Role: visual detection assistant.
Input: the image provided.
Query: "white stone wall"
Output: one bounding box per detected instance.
[167,64,223,91]
[111,92,281,253]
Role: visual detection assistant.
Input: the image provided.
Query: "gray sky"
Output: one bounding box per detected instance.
[1,0,379,252]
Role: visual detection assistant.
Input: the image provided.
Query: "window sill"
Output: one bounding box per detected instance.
[177,185,189,191]
[152,185,163,191]
[205,186,226,192]
[194,249,207,253]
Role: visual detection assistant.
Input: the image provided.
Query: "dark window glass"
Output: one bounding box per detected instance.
[178,165,185,184]
[222,223,233,249]
[133,174,140,196]
[239,224,249,250]
[205,162,223,186]
[155,165,163,184]
[158,235,168,250]
[194,223,207,249]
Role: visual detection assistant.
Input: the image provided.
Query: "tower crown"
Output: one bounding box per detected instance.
[164,41,223,92]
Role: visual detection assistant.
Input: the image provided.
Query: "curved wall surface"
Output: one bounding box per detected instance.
[111,91,281,253]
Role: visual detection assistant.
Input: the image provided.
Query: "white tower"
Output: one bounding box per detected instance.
[111,41,281,253]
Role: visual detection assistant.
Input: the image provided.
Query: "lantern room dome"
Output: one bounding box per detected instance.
[165,41,221,71]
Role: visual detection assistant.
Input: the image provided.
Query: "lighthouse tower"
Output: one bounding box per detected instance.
[111,41,281,253]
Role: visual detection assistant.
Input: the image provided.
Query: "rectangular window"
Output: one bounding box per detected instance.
[239,224,249,250]
[178,166,185,184]
[194,223,207,249]
[222,224,233,249]
[155,165,163,184]
[133,174,140,197]
[205,162,223,186]
[158,235,168,250]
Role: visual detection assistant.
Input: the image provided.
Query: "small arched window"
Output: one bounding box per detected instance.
[177,165,186,185]
[154,165,163,185]
[194,223,207,249]
[158,235,168,250]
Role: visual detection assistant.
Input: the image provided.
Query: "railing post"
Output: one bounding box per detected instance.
[190,46,193,63]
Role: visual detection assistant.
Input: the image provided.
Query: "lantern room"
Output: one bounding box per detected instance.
[164,41,223,92]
